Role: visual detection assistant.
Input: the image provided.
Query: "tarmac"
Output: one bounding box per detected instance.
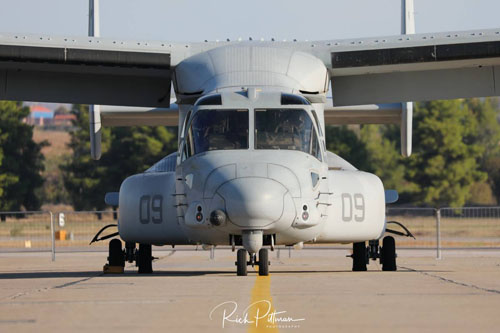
[0,248,500,333]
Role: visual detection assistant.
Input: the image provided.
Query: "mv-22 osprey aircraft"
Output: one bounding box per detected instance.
[1,0,500,275]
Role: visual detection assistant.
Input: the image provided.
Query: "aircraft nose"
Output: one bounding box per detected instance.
[216,177,295,229]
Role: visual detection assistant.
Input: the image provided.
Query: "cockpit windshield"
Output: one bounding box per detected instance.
[186,109,248,155]
[255,108,322,160]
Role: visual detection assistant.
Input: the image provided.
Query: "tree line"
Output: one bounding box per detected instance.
[327,98,500,207]
[0,98,499,211]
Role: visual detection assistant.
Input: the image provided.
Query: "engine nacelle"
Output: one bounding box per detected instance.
[317,170,386,243]
[118,172,188,245]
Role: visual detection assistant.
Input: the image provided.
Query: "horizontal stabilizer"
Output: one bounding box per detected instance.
[324,103,412,157]
[100,105,179,126]
[324,104,401,124]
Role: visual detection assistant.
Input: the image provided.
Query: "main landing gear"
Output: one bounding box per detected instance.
[104,238,154,274]
[236,248,270,276]
[90,225,155,274]
[350,236,397,271]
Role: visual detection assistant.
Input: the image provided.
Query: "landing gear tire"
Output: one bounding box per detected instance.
[381,236,397,271]
[108,239,125,267]
[352,242,367,271]
[137,244,153,274]
[258,248,269,276]
[236,249,247,276]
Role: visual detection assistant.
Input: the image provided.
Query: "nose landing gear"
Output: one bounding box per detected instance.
[235,248,270,276]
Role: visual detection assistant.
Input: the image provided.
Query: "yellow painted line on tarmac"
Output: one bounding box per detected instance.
[248,266,279,333]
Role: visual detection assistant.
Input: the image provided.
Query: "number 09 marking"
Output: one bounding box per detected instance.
[139,195,163,224]
[342,193,365,222]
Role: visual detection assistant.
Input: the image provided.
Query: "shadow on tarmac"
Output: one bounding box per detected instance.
[0,267,450,279]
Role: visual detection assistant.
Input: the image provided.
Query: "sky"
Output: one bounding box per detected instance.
[0,0,499,42]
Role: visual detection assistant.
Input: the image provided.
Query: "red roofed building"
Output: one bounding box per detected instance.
[53,114,76,127]
[25,105,54,126]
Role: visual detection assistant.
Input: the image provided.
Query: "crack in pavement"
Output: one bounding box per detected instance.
[9,287,50,300]
[0,319,36,324]
[400,265,500,295]
[8,272,103,300]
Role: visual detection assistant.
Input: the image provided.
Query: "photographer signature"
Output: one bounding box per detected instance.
[209,300,305,328]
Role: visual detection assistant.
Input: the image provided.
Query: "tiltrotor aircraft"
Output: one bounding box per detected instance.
[1,0,500,275]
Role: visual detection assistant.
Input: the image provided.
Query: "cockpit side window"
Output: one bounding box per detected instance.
[311,110,323,137]
[311,129,322,161]
[181,110,191,138]
[186,109,248,156]
[255,108,322,161]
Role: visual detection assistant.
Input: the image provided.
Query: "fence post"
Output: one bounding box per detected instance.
[435,208,442,260]
[49,211,55,261]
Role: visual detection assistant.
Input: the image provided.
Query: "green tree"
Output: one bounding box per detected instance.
[62,105,177,210]
[466,98,500,164]
[465,98,500,204]
[325,125,370,170]
[360,125,417,196]
[326,99,497,207]
[62,104,113,210]
[407,100,486,207]
[0,101,47,211]
[325,124,417,199]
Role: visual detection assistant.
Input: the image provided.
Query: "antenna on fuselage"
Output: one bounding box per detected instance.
[400,0,415,157]
[89,0,101,160]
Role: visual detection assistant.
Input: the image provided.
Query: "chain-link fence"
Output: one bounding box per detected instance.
[54,211,118,252]
[0,211,54,259]
[387,207,500,258]
[1,207,499,259]
[386,207,437,249]
[440,207,500,249]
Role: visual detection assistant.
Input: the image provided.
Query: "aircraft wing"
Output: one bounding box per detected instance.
[302,28,500,106]
[0,33,186,107]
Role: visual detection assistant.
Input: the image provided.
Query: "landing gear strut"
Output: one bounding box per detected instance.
[125,242,136,263]
[235,248,270,276]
